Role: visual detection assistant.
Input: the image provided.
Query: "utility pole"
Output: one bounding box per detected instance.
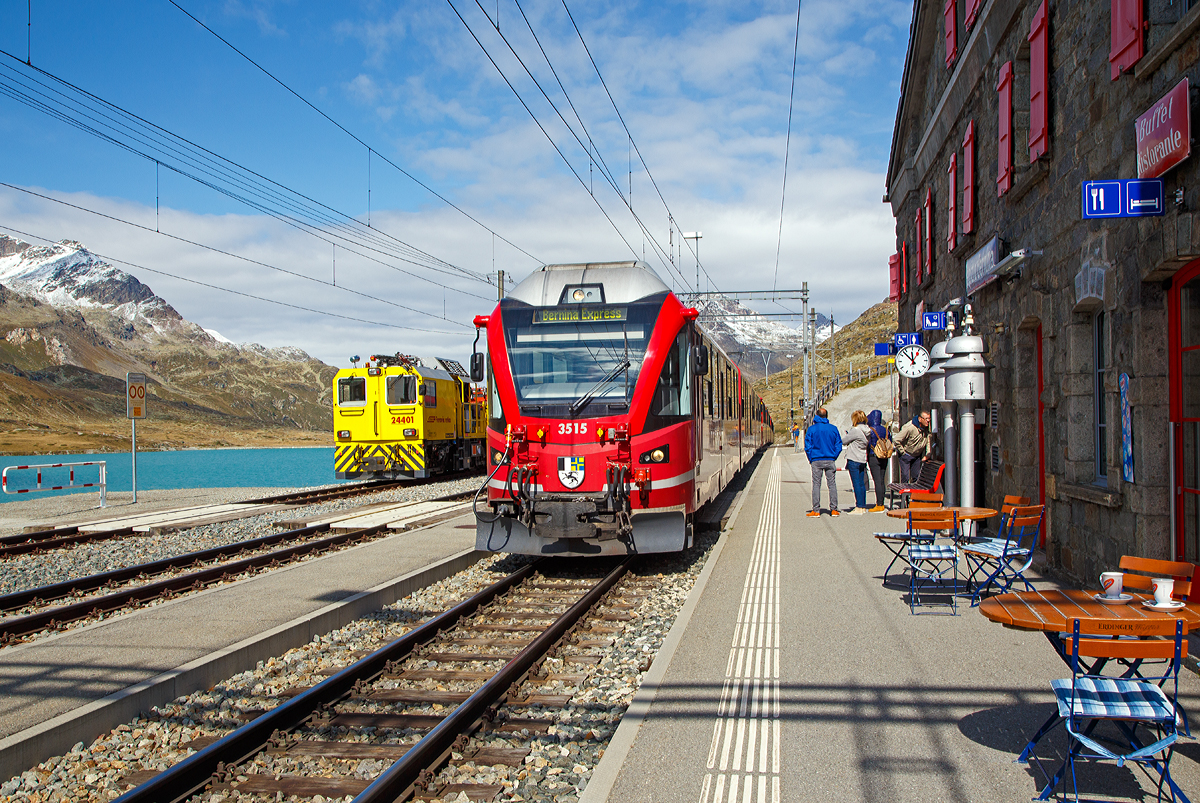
[786,354,796,422]
[830,312,837,391]
[683,232,702,298]
[807,309,816,410]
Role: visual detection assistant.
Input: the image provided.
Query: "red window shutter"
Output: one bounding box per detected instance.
[964,0,982,31]
[944,0,958,68]
[947,154,958,252]
[1109,0,1144,79]
[997,61,1014,196]
[962,121,975,234]
[1028,1,1049,161]
[923,188,934,276]
[914,210,923,283]
[889,253,901,302]
[902,242,908,294]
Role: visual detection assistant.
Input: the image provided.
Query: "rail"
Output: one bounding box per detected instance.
[2,461,106,507]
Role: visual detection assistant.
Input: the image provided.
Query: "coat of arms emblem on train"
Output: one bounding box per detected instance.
[558,456,585,489]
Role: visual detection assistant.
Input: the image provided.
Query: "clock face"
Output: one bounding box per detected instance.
[896,344,931,378]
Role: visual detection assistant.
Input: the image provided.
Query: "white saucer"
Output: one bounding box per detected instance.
[1094,593,1133,604]
[1141,600,1186,611]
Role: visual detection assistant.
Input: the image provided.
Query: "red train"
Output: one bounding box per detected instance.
[470,261,774,556]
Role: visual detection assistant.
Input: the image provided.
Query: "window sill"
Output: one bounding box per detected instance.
[1136,4,1200,78]
[1056,481,1123,509]
[1007,157,1050,204]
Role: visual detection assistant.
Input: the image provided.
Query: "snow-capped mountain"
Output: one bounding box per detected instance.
[0,235,310,361]
[696,295,835,377]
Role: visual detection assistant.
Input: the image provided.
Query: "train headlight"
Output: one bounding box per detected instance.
[403,428,417,438]
[639,445,669,464]
[572,288,586,301]
[493,450,504,465]
[337,430,351,439]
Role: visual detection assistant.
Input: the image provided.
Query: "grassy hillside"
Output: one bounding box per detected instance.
[752,301,898,430]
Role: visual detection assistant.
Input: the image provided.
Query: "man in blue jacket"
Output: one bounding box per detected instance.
[805,407,843,516]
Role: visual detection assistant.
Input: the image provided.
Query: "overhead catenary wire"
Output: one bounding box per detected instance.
[465,0,690,290]
[0,182,471,327]
[558,0,721,294]
[167,0,542,273]
[0,51,495,300]
[772,0,803,294]
[1,226,463,335]
[444,0,672,287]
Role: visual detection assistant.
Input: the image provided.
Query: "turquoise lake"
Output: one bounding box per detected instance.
[0,447,341,502]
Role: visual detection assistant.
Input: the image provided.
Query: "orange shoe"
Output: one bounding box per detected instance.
[830,509,841,517]
[806,510,820,517]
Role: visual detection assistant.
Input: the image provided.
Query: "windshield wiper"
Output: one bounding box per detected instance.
[569,360,631,416]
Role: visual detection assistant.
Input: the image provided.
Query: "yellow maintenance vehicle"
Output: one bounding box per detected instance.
[333,354,487,480]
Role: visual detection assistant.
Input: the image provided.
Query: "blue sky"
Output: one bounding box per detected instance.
[0,0,912,366]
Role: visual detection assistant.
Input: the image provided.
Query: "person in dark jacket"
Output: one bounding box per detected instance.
[804,407,843,516]
[865,409,892,511]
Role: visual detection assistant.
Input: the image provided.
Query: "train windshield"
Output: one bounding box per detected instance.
[502,302,658,412]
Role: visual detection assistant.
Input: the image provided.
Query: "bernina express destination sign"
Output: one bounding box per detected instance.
[1136,78,1190,179]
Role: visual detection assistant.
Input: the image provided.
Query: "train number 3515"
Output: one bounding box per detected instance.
[391,415,415,424]
[557,422,589,434]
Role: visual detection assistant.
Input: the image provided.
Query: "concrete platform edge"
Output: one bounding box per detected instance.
[0,547,483,780]
[579,453,764,803]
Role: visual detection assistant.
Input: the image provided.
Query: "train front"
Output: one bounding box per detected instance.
[474,262,700,557]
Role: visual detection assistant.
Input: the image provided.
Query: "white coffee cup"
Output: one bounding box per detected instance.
[1100,571,1124,599]
[1152,578,1175,606]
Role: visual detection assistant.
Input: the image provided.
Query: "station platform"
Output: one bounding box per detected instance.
[585,446,1200,802]
[0,510,479,780]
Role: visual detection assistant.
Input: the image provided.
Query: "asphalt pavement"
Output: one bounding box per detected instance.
[594,445,1200,802]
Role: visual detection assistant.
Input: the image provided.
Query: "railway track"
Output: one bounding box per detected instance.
[113,557,647,802]
[0,473,481,558]
[0,499,472,644]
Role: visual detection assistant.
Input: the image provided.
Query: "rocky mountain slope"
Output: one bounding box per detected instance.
[0,236,336,454]
[752,301,898,429]
[697,296,832,380]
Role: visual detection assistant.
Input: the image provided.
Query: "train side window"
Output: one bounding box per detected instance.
[386,375,417,405]
[650,330,692,417]
[338,377,366,406]
[422,381,437,407]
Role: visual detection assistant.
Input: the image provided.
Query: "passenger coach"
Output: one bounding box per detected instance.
[471,261,773,557]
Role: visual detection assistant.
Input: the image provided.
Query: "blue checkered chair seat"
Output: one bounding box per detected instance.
[909,543,956,561]
[1050,677,1175,722]
[961,540,1031,559]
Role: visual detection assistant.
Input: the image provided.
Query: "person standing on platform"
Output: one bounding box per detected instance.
[842,410,870,515]
[791,421,801,452]
[895,410,932,484]
[865,409,893,511]
[805,407,842,517]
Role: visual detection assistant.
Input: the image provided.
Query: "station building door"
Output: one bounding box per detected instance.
[1170,258,1200,562]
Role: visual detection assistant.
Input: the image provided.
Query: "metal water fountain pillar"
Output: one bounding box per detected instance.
[942,305,992,514]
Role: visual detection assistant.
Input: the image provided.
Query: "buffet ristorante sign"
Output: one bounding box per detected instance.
[1136,78,1190,179]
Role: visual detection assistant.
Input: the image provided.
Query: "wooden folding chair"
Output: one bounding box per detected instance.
[874,500,942,586]
[906,509,961,614]
[1118,555,1196,601]
[961,505,1044,605]
[1025,617,1189,802]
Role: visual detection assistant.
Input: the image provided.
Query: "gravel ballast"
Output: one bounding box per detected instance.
[0,529,720,803]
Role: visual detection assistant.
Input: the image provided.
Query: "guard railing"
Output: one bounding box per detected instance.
[2,461,107,507]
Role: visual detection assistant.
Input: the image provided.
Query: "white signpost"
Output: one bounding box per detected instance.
[127,372,146,503]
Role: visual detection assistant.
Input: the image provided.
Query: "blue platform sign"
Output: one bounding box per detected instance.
[922,311,947,330]
[894,332,922,348]
[1082,179,1165,219]
[874,342,895,356]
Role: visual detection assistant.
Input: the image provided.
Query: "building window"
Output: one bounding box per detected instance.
[923,188,934,277]
[1110,0,1144,79]
[1094,310,1108,482]
[1028,0,1050,161]
[915,209,924,283]
[962,121,975,233]
[997,61,1014,196]
[947,153,958,252]
[944,0,958,67]
[965,0,982,30]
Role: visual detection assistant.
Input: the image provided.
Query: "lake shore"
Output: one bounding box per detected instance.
[0,424,331,456]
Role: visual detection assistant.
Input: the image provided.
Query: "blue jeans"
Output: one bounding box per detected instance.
[846,460,868,509]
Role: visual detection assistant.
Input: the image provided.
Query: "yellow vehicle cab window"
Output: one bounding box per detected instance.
[338,377,366,405]
[386,375,417,405]
[422,380,437,407]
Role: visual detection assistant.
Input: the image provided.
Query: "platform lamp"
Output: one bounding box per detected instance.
[942,304,992,515]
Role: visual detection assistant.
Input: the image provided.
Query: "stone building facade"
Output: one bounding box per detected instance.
[885,0,1200,584]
